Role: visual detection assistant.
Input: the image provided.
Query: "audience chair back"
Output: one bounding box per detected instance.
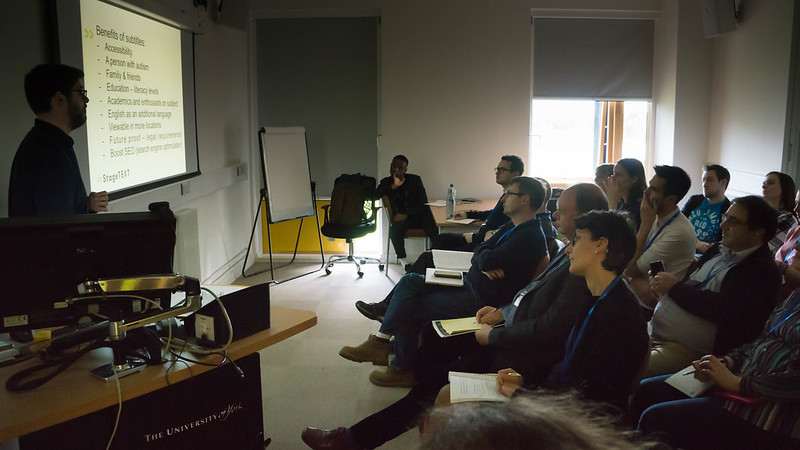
[321,173,383,277]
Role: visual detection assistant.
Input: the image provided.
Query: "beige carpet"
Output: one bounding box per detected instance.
[234,259,420,449]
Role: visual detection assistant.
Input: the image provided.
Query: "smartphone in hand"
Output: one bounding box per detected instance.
[649,260,665,275]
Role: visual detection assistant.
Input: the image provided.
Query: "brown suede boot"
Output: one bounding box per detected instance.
[368,365,415,388]
[338,334,391,366]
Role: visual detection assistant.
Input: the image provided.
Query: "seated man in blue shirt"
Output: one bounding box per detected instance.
[301,184,614,450]
[437,155,524,251]
[682,164,731,254]
[355,175,557,323]
[9,64,108,217]
[339,177,549,388]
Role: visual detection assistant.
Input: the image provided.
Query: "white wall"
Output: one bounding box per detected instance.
[652,0,678,169]
[671,0,713,191]
[253,0,796,207]
[253,0,662,199]
[707,0,795,198]
[378,0,532,198]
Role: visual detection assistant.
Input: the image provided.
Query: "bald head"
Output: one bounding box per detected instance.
[553,183,609,240]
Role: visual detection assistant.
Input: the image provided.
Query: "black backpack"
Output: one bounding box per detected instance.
[329,174,376,225]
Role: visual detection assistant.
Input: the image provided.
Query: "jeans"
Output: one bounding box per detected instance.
[631,375,800,450]
[379,273,480,370]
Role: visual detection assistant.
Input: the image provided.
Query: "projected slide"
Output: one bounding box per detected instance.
[80,0,186,192]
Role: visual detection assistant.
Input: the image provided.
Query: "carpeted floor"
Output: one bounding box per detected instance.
[234,259,420,449]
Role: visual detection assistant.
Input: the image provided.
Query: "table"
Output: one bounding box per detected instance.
[0,306,316,443]
[429,198,498,231]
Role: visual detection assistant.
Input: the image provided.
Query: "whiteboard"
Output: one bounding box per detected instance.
[259,127,315,223]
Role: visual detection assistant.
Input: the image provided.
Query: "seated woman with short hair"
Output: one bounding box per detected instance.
[444,210,649,412]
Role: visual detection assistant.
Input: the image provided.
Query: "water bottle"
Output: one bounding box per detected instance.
[446,184,456,219]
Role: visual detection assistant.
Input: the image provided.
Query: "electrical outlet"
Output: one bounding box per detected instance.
[194,314,215,342]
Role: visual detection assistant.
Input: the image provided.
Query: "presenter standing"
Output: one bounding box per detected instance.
[8,64,108,217]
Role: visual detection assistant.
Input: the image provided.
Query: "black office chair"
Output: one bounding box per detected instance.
[321,173,384,277]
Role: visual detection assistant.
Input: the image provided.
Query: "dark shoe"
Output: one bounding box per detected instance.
[301,427,363,450]
[368,365,415,388]
[355,301,387,323]
[339,334,391,365]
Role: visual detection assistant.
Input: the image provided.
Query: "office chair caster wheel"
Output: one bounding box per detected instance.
[379,264,385,271]
[358,271,364,278]
[325,268,331,275]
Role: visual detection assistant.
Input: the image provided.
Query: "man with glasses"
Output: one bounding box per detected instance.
[437,155,524,251]
[9,64,108,217]
[645,195,781,377]
[339,177,548,388]
[302,183,611,450]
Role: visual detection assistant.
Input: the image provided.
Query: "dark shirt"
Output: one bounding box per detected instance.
[488,255,590,386]
[667,242,781,355]
[546,279,649,410]
[377,173,429,217]
[8,119,88,217]
[467,197,510,244]
[617,198,642,231]
[465,217,548,307]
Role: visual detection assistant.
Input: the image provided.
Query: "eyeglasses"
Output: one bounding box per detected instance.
[502,190,524,197]
[721,214,747,226]
[71,89,88,99]
[494,167,512,174]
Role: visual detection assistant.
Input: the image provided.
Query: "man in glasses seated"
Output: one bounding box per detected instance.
[9,64,108,217]
[645,195,782,378]
[437,155,525,251]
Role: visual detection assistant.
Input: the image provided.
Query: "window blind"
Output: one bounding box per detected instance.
[533,18,654,100]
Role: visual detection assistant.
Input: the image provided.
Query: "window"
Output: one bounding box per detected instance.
[530,99,651,185]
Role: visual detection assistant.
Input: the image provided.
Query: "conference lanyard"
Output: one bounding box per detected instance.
[783,234,800,263]
[496,225,517,245]
[644,210,681,252]
[512,252,570,307]
[770,293,800,335]
[560,276,620,380]
[696,255,739,289]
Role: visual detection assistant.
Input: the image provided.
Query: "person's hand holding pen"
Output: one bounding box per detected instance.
[496,368,524,398]
[475,306,502,325]
[689,355,741,392]
[475,306,502,345]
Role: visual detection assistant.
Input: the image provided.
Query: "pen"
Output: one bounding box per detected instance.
[683,370,695,376]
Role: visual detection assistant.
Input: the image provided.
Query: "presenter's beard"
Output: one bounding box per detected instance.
[68,102,87,130]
